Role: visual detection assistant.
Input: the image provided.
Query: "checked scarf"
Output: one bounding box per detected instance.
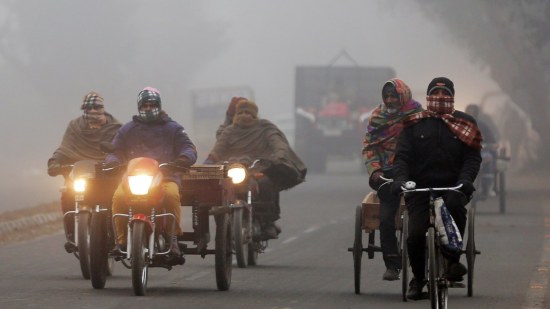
[405,95,483,150]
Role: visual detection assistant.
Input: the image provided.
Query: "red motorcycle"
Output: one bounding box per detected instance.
[111,157,234,296]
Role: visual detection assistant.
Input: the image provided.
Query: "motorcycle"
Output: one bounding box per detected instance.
[225,157,278,268]
[56,160,117,280]
[111,157,234,296]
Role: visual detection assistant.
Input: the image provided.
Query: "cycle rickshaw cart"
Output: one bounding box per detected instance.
[348,182,409,301]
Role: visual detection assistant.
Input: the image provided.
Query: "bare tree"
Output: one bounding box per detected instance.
[413,0,550,169]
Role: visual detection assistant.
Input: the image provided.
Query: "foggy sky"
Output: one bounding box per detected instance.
[1,1,500,211]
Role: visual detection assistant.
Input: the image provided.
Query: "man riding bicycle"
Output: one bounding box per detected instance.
[391,77,482,300]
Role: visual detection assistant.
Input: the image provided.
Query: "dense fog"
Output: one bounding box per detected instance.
[0,1,533,211]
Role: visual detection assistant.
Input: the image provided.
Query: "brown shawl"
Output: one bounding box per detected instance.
[210,119,307,190]
[53,112,121,162]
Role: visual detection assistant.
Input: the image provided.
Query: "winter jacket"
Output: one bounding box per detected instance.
[393,110,481,187]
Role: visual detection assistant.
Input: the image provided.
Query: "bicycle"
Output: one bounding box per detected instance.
[400,182,469,309]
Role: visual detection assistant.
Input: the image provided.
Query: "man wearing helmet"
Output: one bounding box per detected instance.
[362,78,423,281]
[104,87,197,257]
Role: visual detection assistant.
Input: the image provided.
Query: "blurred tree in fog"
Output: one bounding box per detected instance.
[414,0,550,169]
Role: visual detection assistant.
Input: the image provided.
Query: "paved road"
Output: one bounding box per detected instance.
[1,169,549,308]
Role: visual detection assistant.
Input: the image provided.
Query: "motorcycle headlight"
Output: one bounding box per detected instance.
[73,178,86,193]
[128,175,154,195]
[228,165,247,184]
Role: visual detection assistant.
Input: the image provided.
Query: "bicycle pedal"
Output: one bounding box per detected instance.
[449,282,465,288]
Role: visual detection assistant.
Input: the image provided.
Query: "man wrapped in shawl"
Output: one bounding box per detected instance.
[205,99,307,239]
[362,78,423,281]
[47,91,121,251]
[391,77,482,300]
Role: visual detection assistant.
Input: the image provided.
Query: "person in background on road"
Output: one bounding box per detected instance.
[215,96,247,139]
[391,77,482,300]
[362,78,423,281]
[103,87,197,258]
[204,99,307,239]
[465,103,499,198]
[47,91,121,252]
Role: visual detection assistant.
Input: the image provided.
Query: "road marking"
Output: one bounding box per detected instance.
[523,216,550,309]
[184,271,210,281]
[304,225,320,233]
[281,236,298,244]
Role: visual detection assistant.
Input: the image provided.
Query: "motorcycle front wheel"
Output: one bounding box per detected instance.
[77,212,91,279]
[131,221,149,296]
[215,213,233,291]
[232,207,248,268]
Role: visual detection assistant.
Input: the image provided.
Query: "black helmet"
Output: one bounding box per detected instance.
[137,87,161,109]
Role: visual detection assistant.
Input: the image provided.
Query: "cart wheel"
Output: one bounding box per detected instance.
[215,213,233,291]
[467,205,476,297]
[498,171,506,214]
[353,205,363,294]
[400,210,409,302]
[232,207,247,268]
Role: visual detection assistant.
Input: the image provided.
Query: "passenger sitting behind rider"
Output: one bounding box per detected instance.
[363,78,423,281]
[204,99,307,239]
[47,91,121,252]
[391,77,482,300]
[103,87,197,257]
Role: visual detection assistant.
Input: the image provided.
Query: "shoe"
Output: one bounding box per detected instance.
[169,236,182,256]
[407,278,428,300]
[382,268,400,281]
[263,223,280,240]
[64,241,77,254]
[112,243,126,255]
[448,262,468,282]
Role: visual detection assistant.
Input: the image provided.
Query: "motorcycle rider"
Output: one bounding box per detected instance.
[362,78,423,281]
[465,103,499,198]
[47,91,121,252]
[204,99,307,239]
[391,77,482,300]
[103,87,197,257]
[215,96,247,139]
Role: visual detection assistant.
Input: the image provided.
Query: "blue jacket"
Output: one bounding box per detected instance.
[105,113,197,185]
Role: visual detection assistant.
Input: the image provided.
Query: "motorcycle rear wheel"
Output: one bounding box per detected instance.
[77,212,91,280]
[131,221,149,296]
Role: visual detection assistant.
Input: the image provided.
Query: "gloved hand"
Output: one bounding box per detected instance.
[47,161,62,177]
[456,179,475,197]
[368,171,384,191]
[101,160,120,170]
[390,180,406,196]
[170,156,192,169]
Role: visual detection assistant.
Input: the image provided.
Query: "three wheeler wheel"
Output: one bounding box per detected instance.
[89,212,112,289]
[400,210,409,302]
[131,221,150,296]
[77,212,92,280]
[353,205,363,294]
[232,207,248,268]
[215,213,233,291]
[466,205,476,297]
[498,171,506,214]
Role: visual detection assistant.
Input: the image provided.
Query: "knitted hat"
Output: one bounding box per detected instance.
[427,77,455,96]
[235,99,258,118]
[81,91,104,110]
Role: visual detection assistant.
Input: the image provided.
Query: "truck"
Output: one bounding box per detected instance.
[294,52,396,173]
[190,86,255,161]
